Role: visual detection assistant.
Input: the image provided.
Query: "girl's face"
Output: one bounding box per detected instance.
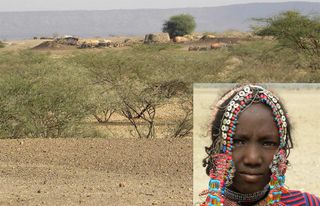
[230,103,280,193]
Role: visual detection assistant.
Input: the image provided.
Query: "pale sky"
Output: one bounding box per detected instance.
[0,0,319,11]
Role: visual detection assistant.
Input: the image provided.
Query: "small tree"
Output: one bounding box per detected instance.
[253,11,320,56]
[162,14,196,38]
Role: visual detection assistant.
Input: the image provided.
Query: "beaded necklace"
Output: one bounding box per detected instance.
[202,85,289,206]
[225,185,269,203]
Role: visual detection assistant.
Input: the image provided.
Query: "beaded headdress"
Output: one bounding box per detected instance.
[202,85,290,206]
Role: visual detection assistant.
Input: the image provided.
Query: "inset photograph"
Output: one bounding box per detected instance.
[194,84,320,205]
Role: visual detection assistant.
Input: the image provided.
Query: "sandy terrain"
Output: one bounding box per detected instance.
[0,138,192,206]
[193,84,320,204]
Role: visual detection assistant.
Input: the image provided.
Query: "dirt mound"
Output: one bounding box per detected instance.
[0,138,192,205]
[32,40,74,50]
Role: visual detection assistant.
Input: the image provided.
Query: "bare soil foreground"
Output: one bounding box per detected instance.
[0,138,192,206]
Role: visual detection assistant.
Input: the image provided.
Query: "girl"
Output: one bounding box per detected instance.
[200,84,320,206]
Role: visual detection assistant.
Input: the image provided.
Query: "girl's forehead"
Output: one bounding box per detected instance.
[238,102,273,114]
[237,104,279,127]
[218,85,288,151]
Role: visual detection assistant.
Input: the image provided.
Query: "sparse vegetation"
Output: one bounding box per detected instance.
[0,51,94,138]
[162,14,196,38]
[253,10,320,70]
[1,10,320,138]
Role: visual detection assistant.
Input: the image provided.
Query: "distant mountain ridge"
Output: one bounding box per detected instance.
[1,1,320,40]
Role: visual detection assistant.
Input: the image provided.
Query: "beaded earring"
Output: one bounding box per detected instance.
[267,149,288,205]
[205,154,234,206]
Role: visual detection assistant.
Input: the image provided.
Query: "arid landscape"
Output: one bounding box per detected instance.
[1,7,320,205]
[0,138,192,205]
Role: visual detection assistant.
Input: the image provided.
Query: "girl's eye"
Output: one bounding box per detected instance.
[262,141,278,147]
[233,139,246,146]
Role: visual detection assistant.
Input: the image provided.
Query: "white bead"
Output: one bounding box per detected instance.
[222,132,227,139]
[244,86,250,93]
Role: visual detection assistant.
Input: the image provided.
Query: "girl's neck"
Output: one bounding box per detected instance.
[225,185,270,206]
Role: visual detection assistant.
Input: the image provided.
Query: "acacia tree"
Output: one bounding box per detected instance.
[80,50,192,138]
[253,11,320,57]
[80,52,164,138]
[162,14,196,38]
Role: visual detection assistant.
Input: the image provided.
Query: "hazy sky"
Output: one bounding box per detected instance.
[0,0,319,11]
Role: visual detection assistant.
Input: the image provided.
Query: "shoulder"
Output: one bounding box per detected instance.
[280,190,320,205]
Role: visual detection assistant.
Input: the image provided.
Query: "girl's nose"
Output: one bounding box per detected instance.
[243,143,263,168]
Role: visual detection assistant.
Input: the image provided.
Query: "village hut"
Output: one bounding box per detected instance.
[144,33,170,44]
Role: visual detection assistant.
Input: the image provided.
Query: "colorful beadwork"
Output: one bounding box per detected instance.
[206,154,232,206]
[202,85,289,206]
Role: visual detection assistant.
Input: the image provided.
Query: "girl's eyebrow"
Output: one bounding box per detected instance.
[234,133,279,140]
[259,135,277,139]
[233,134,249,139]
[259,135,280,142]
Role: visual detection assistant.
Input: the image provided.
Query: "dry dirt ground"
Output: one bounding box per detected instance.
[0,138,192,206]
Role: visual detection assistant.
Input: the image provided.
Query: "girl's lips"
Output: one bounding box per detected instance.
[238,172,263,183]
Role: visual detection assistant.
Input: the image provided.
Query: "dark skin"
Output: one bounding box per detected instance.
[229,103,280,196]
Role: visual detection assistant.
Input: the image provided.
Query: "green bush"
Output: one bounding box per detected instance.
[162,14,196,38]
[253,11,320,57]
[0,51,93,138]
[0,50,50,76]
